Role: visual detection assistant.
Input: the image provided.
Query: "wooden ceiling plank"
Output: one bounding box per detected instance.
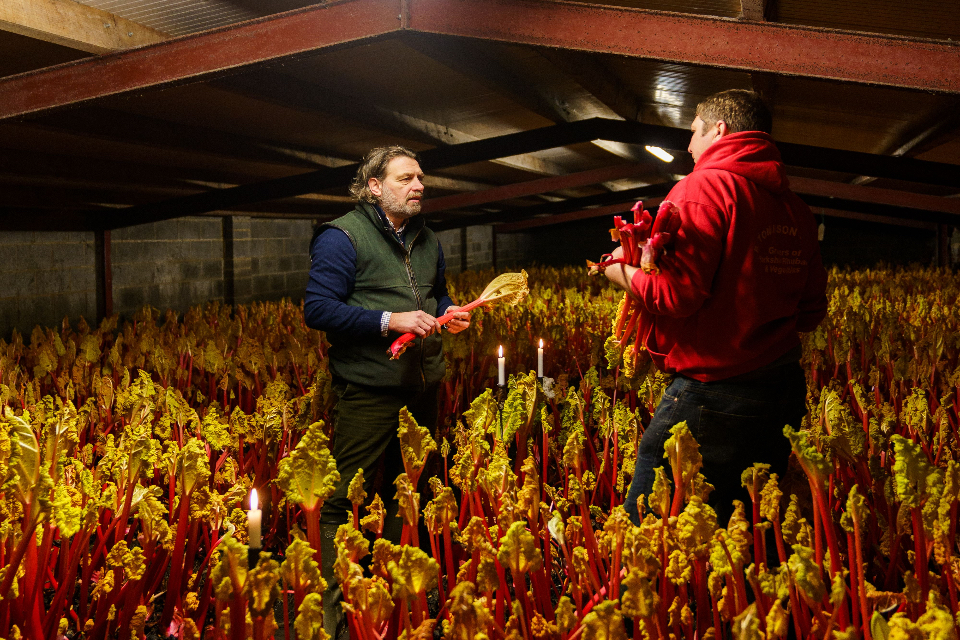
[405,35,575,124]
[408,0,960,95]
[0,0,166,54]
[738,0,768,22]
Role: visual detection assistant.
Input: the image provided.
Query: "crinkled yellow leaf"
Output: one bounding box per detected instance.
[211,535,248,602]
[279,537,325,596]
[581,600,627,640]
[387,545,439,602]
[621,568,658,619]
[51,484,81,538]
[393,473,421,527]
[398,408,436,479]
[555,596,577,634]
[347,468,366,507]
[245,552,281,617]
[177,437,211,497]
[346,575,395,630]
[498,521,543,576]
[788,544,826,603]
[201,406,233,451]
[276,421,339,512]
[443,581,492,639]
[293,592,329,640]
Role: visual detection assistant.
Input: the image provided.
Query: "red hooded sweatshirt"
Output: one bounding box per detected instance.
[631,131,828,382]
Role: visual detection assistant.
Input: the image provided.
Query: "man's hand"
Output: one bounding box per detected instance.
[444,306,471,334]
[389,310,442,337]
[603,246,639,295]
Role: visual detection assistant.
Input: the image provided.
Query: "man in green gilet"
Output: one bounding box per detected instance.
[304,146,469,638]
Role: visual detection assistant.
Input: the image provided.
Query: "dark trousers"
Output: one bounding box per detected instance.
[624,362,806,527]
[320,379,439,539]
[320,379,439,640]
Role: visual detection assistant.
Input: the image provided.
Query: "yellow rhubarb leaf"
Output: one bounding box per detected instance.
[276,421,339,512]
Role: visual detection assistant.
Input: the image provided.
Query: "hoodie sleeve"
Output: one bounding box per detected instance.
[630,198,727,318]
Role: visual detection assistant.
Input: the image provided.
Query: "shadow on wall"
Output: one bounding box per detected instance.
[508,215,938,270]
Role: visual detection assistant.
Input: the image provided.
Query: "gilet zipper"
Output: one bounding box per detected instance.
[393,226,427,390]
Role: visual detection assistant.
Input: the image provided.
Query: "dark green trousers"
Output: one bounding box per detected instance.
[320,379,439,535]
[319,379,438,639]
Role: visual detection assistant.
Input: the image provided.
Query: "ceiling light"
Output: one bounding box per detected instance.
[645,146,674,163]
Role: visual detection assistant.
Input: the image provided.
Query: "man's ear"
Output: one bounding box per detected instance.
[715,120,729,138]
[368,177,382,198]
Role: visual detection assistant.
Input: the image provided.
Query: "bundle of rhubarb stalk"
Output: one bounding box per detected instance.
[388,270,529,359]
[588,200,681,372]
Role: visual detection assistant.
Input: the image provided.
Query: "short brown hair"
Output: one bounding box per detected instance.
[696,90,772,134]
[349,146,419,203]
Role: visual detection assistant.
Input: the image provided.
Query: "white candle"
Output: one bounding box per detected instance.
[248,488,262,549]
[537,339,544,378]
[498,345,505,387]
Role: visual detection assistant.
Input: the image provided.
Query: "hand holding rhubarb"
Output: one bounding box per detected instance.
[388,270,529,359]
[587,200,682,373]
[389,310,443,337]
[587,200,680,276]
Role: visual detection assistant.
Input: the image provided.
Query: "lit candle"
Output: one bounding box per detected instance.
[498,345,505,387]
[248,488,262,549]
[537,339,544,378]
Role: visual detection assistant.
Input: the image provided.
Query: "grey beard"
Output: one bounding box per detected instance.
[379,190,421,219]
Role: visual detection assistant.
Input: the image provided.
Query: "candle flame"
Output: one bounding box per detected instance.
[539,338,543,349]
[498,345,503,358]
[251,488,259,509]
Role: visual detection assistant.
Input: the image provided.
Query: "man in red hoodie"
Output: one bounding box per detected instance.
[604,89,828,527]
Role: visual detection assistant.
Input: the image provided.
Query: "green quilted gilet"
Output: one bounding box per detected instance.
[321,203,445,389]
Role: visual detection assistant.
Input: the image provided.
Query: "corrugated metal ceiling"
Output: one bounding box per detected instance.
[0,0,956,227]
[81,0,256,36]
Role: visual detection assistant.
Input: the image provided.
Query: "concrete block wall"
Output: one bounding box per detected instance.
[495,232,533,268]
[0,231,97,338]
[0,217,538,340]
[466,225,495,271]
[435,226,534,275]
[435,229,464,275]
[246,218,313,302]
[111,217,224,317]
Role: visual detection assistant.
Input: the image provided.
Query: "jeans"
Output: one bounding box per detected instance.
[624,362,806,527]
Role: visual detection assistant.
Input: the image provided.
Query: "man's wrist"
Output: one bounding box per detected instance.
[380,311,392,337]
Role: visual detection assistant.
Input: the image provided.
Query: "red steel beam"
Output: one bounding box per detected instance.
[0,0,401,120]
[408,0,960,95]
[2,0,960,122]
[789,176,960,216]
[496,197,665,233]
[422,163,655,214]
